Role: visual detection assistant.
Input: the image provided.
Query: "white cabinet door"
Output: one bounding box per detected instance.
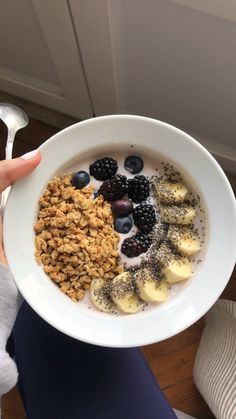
[0,0,93,119]
[69,0,236,173]
[69,0,119,116]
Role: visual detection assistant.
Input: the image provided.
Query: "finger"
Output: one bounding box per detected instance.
[0,150,41,192]
[0,216,6,264]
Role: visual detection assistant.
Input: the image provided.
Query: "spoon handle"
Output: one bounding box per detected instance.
[1,128,17,210]
[5,127,16,160]
[0,104,29,212]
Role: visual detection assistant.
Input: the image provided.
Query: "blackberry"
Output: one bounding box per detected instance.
[121,233,152,258]
[89,157,118,180]
[98,175,128,201]
[133,204,156,233]
[128,175,149,203]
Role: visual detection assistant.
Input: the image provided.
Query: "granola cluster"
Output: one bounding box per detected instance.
[34,174,124,301]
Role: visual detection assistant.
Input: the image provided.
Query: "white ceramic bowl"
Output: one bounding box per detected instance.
[3,115,236,347]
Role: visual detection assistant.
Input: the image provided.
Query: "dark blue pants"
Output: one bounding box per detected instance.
[13,302,177,419]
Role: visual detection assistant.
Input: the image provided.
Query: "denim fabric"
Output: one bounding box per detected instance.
[13,302,177,419]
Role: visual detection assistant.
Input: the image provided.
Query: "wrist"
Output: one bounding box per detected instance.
[0,246,7,265]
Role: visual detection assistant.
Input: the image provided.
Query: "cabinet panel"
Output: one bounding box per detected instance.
[0,0,93,119]
[0,0,59,84]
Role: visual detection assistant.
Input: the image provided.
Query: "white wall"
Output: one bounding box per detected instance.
[109,0,236,165]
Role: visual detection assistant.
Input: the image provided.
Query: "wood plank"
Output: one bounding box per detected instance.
[226,172,236,194]
[0,132,36,160]
[143,341,199,390]
[12,140,34,158]
[13,117,59,146]
[2,387,26,419]
[164,377,216,419]
[142,318,204,358]
[0,119,57,160]
[0,118,59,148]
[220,265,236,301]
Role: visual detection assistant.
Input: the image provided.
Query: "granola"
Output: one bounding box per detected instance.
[34,174,124,301]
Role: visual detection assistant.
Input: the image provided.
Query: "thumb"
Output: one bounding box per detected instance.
[0,150,41,192]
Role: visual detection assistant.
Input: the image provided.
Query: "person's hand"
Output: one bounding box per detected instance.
[0,149,41,397]
[0,149,41,263]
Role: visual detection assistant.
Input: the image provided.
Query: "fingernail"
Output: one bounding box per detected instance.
[21,150,38,160]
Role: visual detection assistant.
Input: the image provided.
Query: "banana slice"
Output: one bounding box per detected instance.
[167,225,202,255]
[111,272,144,314]
[154,181,188,204]
[163,257,192,283]
[159,203,196,225]
[90,278,116,313]
[135,268,168,302]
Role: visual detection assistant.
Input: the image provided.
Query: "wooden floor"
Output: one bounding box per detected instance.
[0,117,235,419]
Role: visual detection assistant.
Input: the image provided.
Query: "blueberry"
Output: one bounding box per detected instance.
[112,199,133,216]
[72,171,90,189]
[94,191,99,199]
[124,155,144,174]
[114,215,133,234]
